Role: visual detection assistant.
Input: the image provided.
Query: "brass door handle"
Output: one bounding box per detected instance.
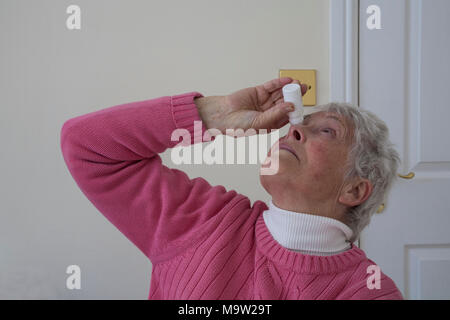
[398,172,415,179]
[376,203,385,213]
[377,172,415,213]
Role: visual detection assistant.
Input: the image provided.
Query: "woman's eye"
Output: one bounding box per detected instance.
[321,128,335,135]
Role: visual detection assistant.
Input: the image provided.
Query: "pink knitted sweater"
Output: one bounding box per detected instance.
[60,91,403,300]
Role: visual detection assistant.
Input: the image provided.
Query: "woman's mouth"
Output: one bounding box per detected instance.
[278,143,299,161]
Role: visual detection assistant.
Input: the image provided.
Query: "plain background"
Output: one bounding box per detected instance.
[0,0,330,299]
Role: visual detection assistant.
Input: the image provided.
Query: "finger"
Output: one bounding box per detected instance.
[269,90,283,104]
[261,77,293,94]
[291,79,309,96]
[257,78,292,111]
[260,97,284,113]
[257,78,306,111]
[257,90,283,112]
[267,81,307,109]
[260,96,284,112]
[301,83,308,96]
[270,114,290,132]
[254,102,294,130]
[272,86,306,109]
[274,97,284,105]
[277,116,290,129]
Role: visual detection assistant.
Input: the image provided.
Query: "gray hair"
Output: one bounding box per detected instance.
[312,102,401,243]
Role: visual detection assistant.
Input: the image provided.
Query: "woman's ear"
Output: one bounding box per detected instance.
[339,178,373,207]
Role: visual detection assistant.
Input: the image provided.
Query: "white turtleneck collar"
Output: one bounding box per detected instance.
[262,200,354,256]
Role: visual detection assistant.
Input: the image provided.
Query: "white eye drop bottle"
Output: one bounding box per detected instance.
[282,83,304,125]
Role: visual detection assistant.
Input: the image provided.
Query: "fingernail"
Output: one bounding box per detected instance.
[286,105,294,112]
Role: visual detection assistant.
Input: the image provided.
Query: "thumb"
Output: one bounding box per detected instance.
[254,102,294,130]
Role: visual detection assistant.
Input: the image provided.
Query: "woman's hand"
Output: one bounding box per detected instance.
[195,77,308,136]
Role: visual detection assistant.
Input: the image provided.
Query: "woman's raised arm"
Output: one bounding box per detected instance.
[60,92,241,263]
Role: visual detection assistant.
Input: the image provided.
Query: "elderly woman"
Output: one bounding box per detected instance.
[61,77,403,300]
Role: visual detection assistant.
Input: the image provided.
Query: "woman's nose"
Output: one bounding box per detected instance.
[288,125,304,142]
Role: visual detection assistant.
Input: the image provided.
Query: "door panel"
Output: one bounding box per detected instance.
[359,0,450,299]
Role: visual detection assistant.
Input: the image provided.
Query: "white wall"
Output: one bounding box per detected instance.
[0,0,330,299]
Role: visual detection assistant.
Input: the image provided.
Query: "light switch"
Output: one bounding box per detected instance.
[279,69,316,106]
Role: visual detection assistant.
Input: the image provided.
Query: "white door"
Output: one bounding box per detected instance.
[359,0,450,299]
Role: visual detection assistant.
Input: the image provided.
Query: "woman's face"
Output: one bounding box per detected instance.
[260,111,354,206]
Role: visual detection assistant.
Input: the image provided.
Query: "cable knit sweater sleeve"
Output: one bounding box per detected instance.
[60,92,242,263]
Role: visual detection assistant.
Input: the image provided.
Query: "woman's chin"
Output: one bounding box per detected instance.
[259,164,293,196]
[259,158,290,178]
[259,150,298,177]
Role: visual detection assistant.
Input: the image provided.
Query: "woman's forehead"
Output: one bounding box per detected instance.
[304,111,345,124]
